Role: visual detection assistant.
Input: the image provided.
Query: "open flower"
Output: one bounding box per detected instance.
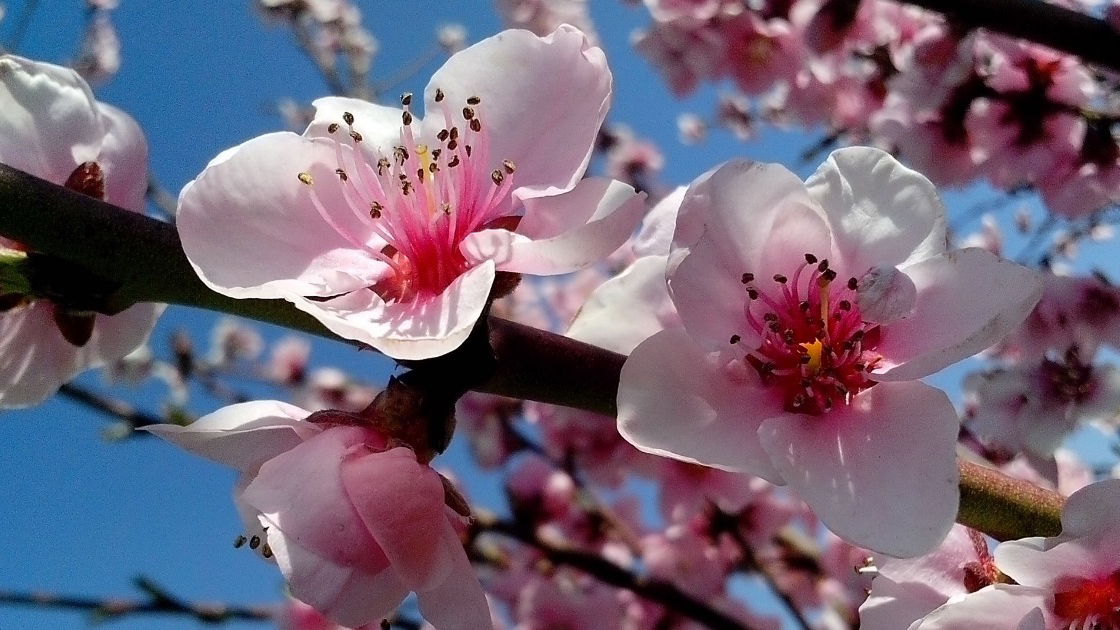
[177,26,644,360]
[906,480,1120,629]
[616,147,1041,556]
[0,54,162,407]
[143,401,490,629]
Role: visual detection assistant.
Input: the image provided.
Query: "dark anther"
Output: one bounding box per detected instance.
[804,253,818,264]
[249,535,261,550]
[730,334,741,344]
[839,300,851,311]
[402,111,413,125]
[462,106,475,120]
[349,131,363,142]
[335,168,348,181]
[327,122,340,134]
[741,272,754,284]
[773,274,788,284]
[747,288,760,300]
[437,129,450,141]
[467,95,481,105]
[847,277,858,290]
[233,535,247,548]
[401,92,413,106]
[469,118,482,132]
[434,88,445,102]
[491,169,504,185]
[342,111,355,125]
[817,259,830,272]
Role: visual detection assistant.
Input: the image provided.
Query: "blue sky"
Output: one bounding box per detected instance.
[1,1,1118,629]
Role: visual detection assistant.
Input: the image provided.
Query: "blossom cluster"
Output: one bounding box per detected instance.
[4,5,1120,630]
[633,0,1120,219]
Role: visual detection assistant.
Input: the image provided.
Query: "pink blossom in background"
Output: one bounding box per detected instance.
[143,401,492,629]
[0,54,163,408]
[495,0,598,44]
[177,26,645,360]
[615,147,1042,556]
[73,14,121,85]
[964,349,1120,464]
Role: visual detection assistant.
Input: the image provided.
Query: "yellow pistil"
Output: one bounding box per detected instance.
[801,338,824,373]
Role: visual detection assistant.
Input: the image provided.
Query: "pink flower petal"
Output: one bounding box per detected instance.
[567,255,677,355]
[264,523,409,628]
[633,185,686,257]
[241,427,391,575]
[617,328,785,481]
[308,96,405,157]
[758,381,959,557]
[141,400,319,472]
[177,132,386,300]
[668,160,829,350]
[95,102,149,212]
[340,447,460,592]
[0,54,101,184]
[1060,479,1120,537]
[415,525,493,630]
[422,25,610,198]
[461,178,645,275]
[913,585,1050,630]
[805,147,948,275]
[874,248,1042,381]
[290,260,495,360]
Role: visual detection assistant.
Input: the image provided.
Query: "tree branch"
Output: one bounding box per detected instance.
[0,579,275,624]
[473,514,752,630]
[896,0,1120,73]
[0,163,1067,541]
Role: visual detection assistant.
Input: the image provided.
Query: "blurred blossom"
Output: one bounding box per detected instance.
[266,336,311,386]
[208,318,264,365]
[276,98,315,131]
[677,112,707,144]
[73,14,122,86]
[495,0,598,44]
[104,344,155,385]
[437,23,468,53]
[717,93,754,140]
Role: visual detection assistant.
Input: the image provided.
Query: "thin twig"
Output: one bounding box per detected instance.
[473,514,752,630]
[0,578,275,624]
[58,383,170,431]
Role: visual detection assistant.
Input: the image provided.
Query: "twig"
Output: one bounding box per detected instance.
[473,514,752,630]
[58,383,170,431]
[726,525,813,630]
[146,175,179,221]
[0,162,1068,542]
[897,0,1120,73]
[0,578,275,624]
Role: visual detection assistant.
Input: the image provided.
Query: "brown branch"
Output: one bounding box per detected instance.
[897,0,1120,73]
[0,162,1067,541]
[0,578,275,624]
[473,514,752,630]
[57,383,171,431]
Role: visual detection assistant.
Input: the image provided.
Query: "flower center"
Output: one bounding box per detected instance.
[298,90,519,303]
[733,253,880,415]
[1053,570,1120,628]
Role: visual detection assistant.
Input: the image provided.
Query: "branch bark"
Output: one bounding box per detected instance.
[0,163,1067,541]
[897,0,1120,73]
